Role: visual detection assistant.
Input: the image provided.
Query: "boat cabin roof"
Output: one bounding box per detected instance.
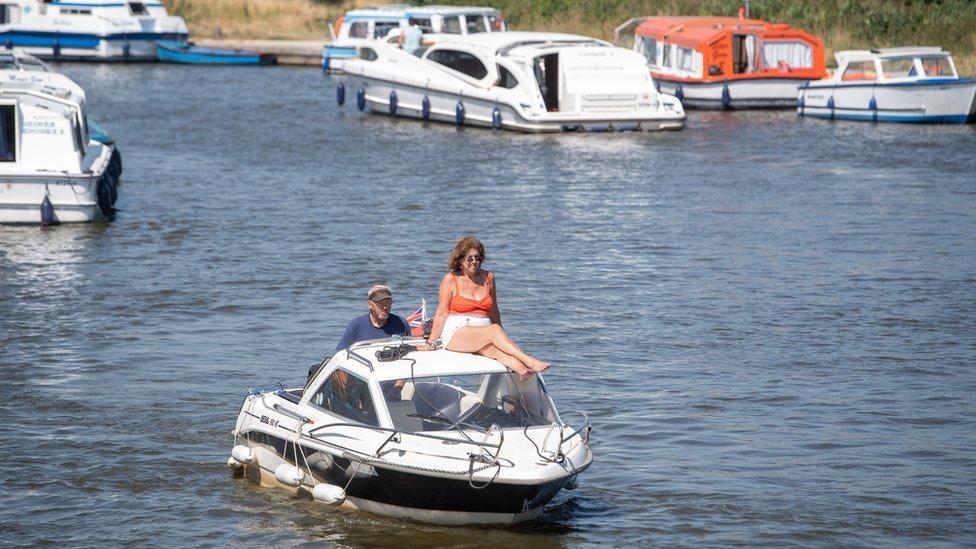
[429,31,609,56]
[344,5,501,20]
[835,47,950,64]
[0,48,50,72]
[336,338,510,382]
[635,16,821,49]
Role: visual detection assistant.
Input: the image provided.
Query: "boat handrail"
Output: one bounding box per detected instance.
[0,86,80,110]
[496,38,608,57]
[614,15,649,45]
[556,409,591,445]
[307,420,503,450]
[346,348,374,371]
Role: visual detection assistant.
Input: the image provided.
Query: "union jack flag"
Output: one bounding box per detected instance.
[405,299,428,337]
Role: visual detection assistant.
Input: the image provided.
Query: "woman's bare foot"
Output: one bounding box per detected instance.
[527,359,551,373]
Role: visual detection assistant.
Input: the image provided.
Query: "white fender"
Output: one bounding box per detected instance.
[274,463,305,487]
[227,456,244,470]
[312,483,346,506]
[231,445,254,465]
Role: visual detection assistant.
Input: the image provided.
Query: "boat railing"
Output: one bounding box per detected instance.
[307,420,503,452]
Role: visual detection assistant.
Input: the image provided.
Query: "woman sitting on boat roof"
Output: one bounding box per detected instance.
[426,236,550,377]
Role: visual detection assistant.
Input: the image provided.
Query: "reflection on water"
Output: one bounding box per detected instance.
[1,63,975,546]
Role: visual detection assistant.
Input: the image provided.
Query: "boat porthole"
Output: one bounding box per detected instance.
[721,82,731,109]
[336,82,345,106]
[422,95,431,121]
[491,107,502,130]
[389,90,398,115]
[356,87,366,111]
[455,101,465,127]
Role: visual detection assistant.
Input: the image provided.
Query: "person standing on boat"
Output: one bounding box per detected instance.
[426,236,550,377]
[397,24,423,55]
[335,284,411,351]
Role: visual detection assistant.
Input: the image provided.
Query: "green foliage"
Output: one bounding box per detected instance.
[415,0,975,70]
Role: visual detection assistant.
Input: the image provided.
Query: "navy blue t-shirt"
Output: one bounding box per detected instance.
[335,313,410,351]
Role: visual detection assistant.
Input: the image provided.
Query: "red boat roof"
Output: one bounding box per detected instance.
[635,16,818,48]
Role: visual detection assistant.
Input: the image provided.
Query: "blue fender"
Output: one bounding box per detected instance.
[675,83,683,101]
[389,90,398,115]
[356,87,366,111]
[827,96,835,120]
[797,93,805,112]
[336,82,345,106]
[869,96,878,122]
[97,176,113,216]
[721,82,731,109]
[421,95,431,121]
[455,101,465,127]
[40,195,57,226]
[491,107,502,130]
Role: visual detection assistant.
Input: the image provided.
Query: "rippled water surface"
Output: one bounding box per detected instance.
[2,64,975,547]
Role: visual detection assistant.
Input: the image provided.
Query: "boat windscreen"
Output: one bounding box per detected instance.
[381,372,557,433]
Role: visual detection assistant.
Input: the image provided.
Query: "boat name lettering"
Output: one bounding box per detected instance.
[24,121,63,135]
[259,415,279,428]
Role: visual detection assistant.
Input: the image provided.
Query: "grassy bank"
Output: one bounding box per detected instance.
[164,0,976,73]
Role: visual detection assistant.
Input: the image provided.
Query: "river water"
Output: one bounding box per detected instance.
[1,64,975,547]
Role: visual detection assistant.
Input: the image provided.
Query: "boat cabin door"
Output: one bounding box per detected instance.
[732,34,757,74]
[533,53,559,111]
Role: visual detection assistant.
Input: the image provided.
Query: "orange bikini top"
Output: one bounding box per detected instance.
[448,272,493,315]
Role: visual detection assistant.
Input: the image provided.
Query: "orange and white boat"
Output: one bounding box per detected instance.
[632,16,826,109]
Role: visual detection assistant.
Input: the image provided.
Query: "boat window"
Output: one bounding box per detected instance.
[488,14,505,31]
[427,49,488,79]
[921,57,954,78]
[465,15,488,34]
[641,37,657,64]
[841,61,877,81]
[408,17,433,33]
[348,21,368,39]
[358,47,378,61]
[441,16,462,34]
[0,5,7,24]
[373,20,400,40]
[495,65,518,89]
[662,44,672,67]
[882,58,915,79]
[380,373,556,432]
[127,2,148,16]
[676,46,694,71]
[0,105,15,162]
[310,369,379,427]
[762,41,813,69]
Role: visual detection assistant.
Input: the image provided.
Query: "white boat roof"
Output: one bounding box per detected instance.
[430,31,610,54]
[344,5,501,19]
[0,48,50,72]
[835,47,950,64]
[341,339,510,382]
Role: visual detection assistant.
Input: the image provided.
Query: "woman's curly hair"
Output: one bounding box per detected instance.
[448,236,486,273]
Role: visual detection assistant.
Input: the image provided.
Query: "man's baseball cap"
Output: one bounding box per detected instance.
[367,284,393,302]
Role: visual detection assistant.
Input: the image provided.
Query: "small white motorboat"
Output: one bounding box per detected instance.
[798,47,976,123]
[323,5,505,73]
[228,337,592,525]
[335,31,685,132]
[0,49,119,223]
[0,0,188,60]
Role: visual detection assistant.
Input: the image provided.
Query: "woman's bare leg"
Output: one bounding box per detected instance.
[477,344,531,377]
[446,324,550,372]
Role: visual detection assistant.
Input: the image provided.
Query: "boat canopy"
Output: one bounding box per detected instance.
[634,16,826,82]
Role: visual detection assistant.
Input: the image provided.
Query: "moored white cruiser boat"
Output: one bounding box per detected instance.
[228,338,592,525]
[1,50,120,223]
[324,5,505,73]
[0,0,187,60]
[335,31,685,132]
[798,48,976,124]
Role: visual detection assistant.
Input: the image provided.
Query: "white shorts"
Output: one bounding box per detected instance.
[440,314,491,347]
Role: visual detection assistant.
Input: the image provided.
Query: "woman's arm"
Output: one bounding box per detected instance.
[425,273,454,346]
[488,274,501,326]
